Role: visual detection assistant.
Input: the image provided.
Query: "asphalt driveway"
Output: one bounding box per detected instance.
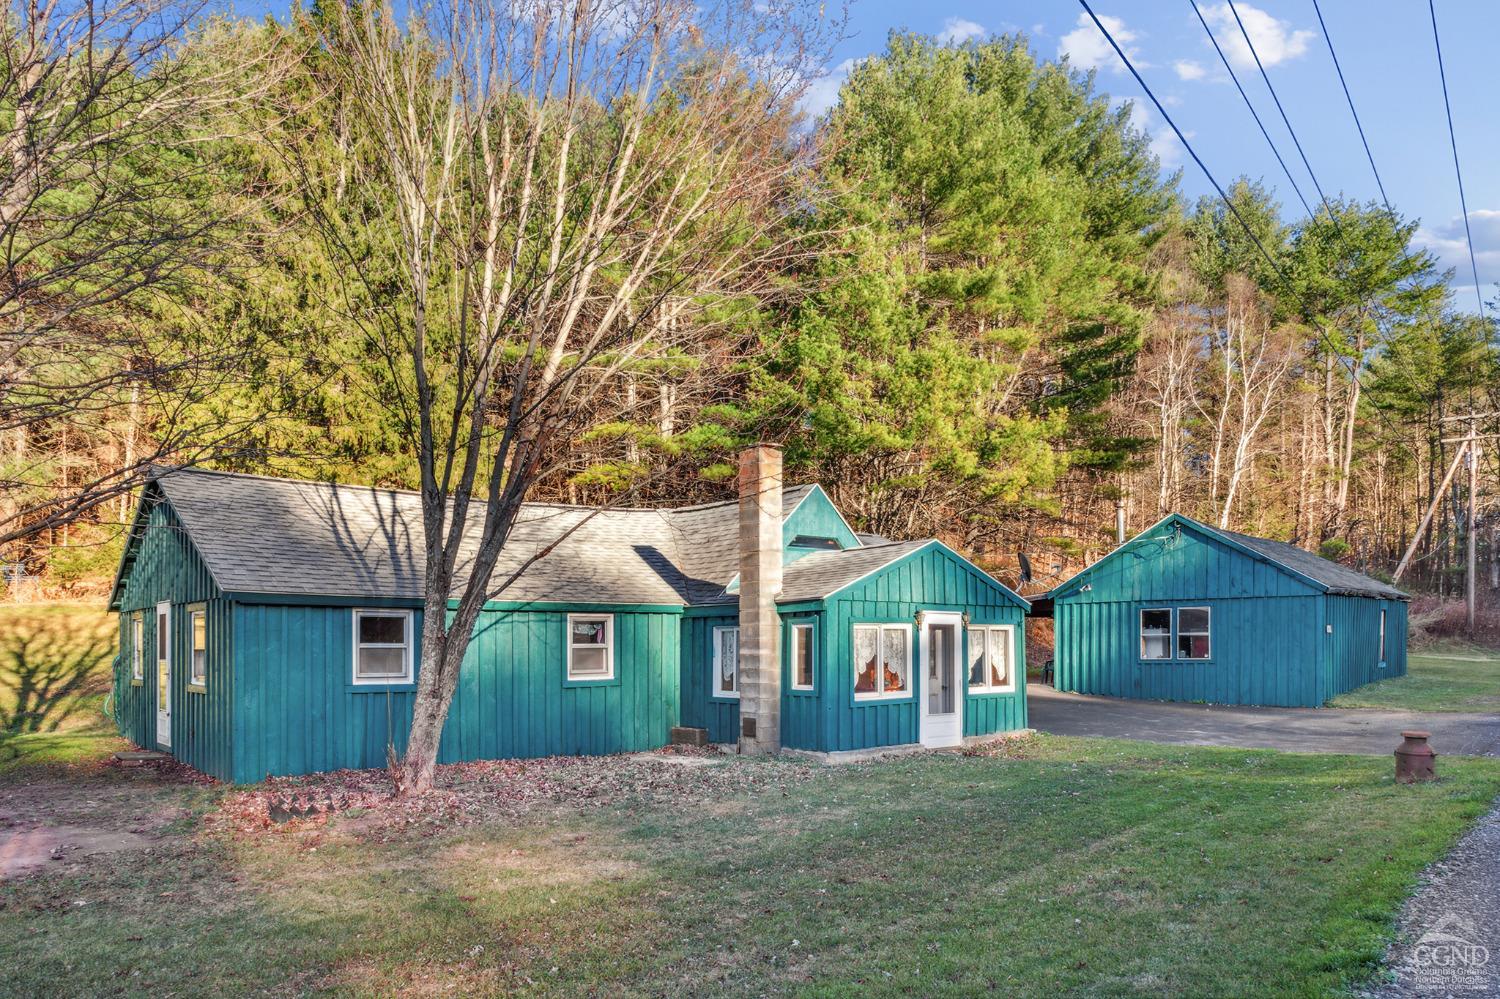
[1028,684,1500,757]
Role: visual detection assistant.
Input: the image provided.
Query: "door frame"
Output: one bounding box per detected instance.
[918,611,964,748]
[155,600,172,749]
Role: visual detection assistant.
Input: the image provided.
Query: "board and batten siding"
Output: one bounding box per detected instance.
[679,611,741,744]
[230,603,681,784]
[819,545,1027,753]
[1053,595,1322,707]
[112,498,234,780]
[1320,596,1408,704]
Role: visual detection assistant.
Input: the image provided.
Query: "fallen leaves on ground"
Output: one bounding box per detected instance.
[207,751,821,839]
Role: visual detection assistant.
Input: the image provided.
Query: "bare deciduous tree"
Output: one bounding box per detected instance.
[0,1,292,547]
[289,0,840,794]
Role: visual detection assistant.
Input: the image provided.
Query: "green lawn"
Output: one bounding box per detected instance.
[4,732,1499,997]
[0,602,125,776]
[1329,647,1500,713]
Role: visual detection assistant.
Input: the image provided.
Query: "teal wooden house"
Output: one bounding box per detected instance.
[1048,514,1408,708]
[108,447,1029,783]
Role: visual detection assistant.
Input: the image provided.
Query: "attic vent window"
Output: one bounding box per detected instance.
[790,535,842,551]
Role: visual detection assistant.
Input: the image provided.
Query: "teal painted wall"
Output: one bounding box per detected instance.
[1319,596,1408,703]
[1054,595,1322,706]
[1052,523,1409,707]
[819,545,1027,753]
[111,497,234,779]
[231,604,681,783]
[680,611,741,743]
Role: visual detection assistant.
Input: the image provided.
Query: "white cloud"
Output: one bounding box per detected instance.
[1174,59,1207,81]
[1058,12,1148,74]
[1116,97,1190,168]
[938,17,986,46]
[1415,209,1500,309]
[796,56,864,122]
[1201,2,1313,70]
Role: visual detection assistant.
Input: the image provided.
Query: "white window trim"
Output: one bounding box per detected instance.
[351,608,415,685]
[853,623,913,701]
[790,622,815,691]
[967,624,1016,694]
[131,612,144,682]
[1176,606,1212,661]
[1379,609,1387,665]
[1140,608,1173,661]
[187,607,208,688]
[711,625,739,699]
[566,613,615,682]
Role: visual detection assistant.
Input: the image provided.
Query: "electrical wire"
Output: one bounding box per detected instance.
[1189,0,1313,218]
[1311,0,1391,212]
[1427,0,1486,315]
[1076,0,1411,444]
[1223,0,1335,221]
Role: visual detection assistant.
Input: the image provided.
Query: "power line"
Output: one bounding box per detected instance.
[1224,0,1334,219]
[1189,0,1313,218]
[1075,0,1409,442]
[1311,0,1391,212]
[1428,0,1486,316]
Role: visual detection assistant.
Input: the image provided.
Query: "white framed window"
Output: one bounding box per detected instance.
[567,613,614,681]
[1379,609,1387,663]
[188,608,208,687]
[1140,608,1172,660]
[791,623,815,690]
[853,623,910,700]
[712,625,739,698]
[1176,607,1211,660]
[352,609,414,684]
[967,625,1016,693]
[131,612,144,682]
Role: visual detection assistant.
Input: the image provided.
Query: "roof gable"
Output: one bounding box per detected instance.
[1052,514,1406,602]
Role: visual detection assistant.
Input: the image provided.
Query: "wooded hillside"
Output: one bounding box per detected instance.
[4,10,1494,603]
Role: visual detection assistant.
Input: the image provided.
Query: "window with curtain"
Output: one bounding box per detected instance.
[712,626,738,697]
[854,624,909,698]
[967,626,1014,691]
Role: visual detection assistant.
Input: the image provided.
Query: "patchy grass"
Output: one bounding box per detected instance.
[1329,647,1500,713]
[4,735,1499,996]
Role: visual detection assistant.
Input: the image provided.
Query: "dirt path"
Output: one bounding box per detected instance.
[0,761,203,879]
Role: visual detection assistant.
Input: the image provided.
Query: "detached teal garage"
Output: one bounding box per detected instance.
[1049,514,1408,708]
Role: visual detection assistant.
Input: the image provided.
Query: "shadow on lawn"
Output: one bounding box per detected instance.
[0,615,112,738]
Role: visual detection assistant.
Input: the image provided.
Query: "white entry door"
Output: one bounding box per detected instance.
[155,601,172,748]
[919,613,963,748]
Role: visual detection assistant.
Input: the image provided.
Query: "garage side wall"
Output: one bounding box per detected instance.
[1053,595,1322,707]
[1320,595,1408,703]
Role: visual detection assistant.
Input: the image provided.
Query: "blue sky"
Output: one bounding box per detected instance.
[806,1,1499,312]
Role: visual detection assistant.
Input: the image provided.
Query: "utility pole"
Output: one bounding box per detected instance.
[1466,417,1479,635]
[1395,411,1498,589]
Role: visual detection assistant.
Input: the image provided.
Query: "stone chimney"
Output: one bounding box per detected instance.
[737,444,782,754]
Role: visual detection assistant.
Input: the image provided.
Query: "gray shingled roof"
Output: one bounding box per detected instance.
[130,469,846,606]
[778,540,933,603]
[1214,526,1407,600]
